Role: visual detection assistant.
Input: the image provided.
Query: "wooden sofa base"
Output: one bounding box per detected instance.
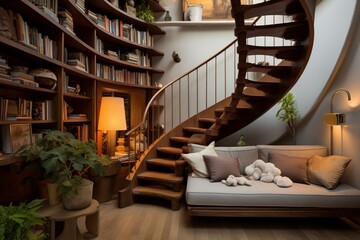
[187,206,360,218]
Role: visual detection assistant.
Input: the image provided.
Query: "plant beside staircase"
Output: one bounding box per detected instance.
[14,130,108,209]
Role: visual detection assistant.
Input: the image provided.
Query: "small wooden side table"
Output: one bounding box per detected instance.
[38,199,99,240]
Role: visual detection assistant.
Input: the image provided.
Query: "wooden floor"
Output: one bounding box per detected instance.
[79,200,360,240]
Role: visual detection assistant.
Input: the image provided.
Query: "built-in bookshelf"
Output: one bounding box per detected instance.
[0,0,164,161]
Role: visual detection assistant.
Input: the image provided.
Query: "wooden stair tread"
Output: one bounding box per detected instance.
[239,21,308,40]
[240,0,303,19]
[198,117,216,124]
[183,126,207,134]
[245,78,280,86]
[157,146,183,155]
[133,186,183,199]
[147,158,185,168]
[240,45,303,61]
[170,136,190,143]
[138,171,183,183]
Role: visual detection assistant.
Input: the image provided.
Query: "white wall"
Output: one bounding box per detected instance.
[296,1,360,188]
[154,0,360,187]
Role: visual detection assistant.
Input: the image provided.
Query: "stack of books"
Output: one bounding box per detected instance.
[58,7,74,34]
[73,0,85,14]
[0,55,11,82]
[121,50,140,65]
[105,50,119,59]
[10,67,39,87]
[66,51,88,72]
[86,9,97,23]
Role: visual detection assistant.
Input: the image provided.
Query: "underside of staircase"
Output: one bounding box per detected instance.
[118,0,316,210]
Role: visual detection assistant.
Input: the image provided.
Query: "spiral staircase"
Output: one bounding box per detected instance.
[118,0,316,210]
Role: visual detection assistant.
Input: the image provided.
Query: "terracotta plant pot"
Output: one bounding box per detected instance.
[62,179,93,210]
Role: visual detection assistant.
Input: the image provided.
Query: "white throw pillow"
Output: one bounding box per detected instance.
[182,141,218,177]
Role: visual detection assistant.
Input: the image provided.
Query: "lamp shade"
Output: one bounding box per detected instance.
[323,113,346,125]
[98,97,127,131]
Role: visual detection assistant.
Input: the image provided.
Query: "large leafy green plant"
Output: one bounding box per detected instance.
[0,199,47,240]
[276,92,299,144]
[15,130,108,199]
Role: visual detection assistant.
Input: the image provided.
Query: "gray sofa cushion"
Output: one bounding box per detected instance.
[186,175,360,208]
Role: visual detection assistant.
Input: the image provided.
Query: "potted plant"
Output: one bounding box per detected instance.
[15,130,108,210]
[136,0,154,22]
[276,92,299,144]
[0,199,47,240]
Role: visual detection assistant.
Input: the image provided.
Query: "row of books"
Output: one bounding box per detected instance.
[95,39,150,67]
[0,98,53,121]
[93,13,154,47]
[96,63,151,85]
[9,10,58,58]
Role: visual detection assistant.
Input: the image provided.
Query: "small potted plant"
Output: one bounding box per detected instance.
[0,199,47,240]
[276,92,299,144]
[15,130,108,210]
[136,0,154,22]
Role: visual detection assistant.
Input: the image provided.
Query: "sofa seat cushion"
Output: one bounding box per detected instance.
[186,175,360,208]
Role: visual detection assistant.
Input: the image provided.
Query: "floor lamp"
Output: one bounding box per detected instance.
[98,97,127,157]
[323,88,351,155]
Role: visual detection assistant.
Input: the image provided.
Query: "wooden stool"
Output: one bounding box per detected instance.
[39,199,99,240]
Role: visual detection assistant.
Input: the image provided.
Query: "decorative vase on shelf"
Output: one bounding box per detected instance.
[164,11,172,21]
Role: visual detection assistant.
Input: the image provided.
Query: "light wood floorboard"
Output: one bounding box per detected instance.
[78,200,360,240]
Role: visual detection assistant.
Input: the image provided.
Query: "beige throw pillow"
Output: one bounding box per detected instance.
[181,141,217,177]
[308,155,351,189]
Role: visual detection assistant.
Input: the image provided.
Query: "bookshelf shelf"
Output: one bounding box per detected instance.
[0,0,165,151]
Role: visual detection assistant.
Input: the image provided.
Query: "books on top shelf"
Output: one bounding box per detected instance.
[12,11,58,59]
[30,0,58,17]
